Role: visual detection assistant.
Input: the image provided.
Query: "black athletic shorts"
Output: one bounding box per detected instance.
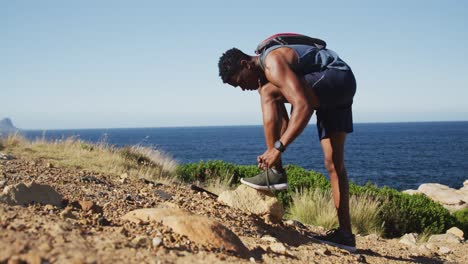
[304,68,357,140]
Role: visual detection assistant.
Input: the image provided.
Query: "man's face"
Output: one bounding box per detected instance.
[228,66,258,91]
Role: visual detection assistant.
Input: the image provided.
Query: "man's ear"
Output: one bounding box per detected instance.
[240,59,250,69]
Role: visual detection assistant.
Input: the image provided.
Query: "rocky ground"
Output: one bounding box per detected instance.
[1,156,467,263]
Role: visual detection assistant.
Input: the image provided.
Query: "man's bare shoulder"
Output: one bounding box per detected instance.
[263,47,298,67]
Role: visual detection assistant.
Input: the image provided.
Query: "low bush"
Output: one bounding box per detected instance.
[453,208,468,235]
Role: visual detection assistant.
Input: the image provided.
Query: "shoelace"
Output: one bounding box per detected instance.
[265,168,270,189]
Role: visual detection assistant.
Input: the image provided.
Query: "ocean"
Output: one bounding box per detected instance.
[22,121,468,191]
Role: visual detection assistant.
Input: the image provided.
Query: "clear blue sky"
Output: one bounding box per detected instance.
[2,0,468,129]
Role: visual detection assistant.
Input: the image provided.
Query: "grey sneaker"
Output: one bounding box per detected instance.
[240,169,288,190]
[314,229,356,252]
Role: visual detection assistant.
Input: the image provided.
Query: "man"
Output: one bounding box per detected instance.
[218,35,357,252]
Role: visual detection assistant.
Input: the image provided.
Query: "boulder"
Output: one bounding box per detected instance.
[122,207,249,256]
[399,233,418,247]
[1,182,62,207]
[417,183,467,212]
[428,233,462,244]
[446,227,464,240]
[217,185,284,222]
[162,214,249,255]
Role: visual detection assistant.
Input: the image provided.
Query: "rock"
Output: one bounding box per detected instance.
[131,236,150,247]
[446,227,464,240]
[59,206,77,219]
[268,242,287,254]
[317,247,332,256]
[417,183,467,212]
[217,185,284,222]
[428,233,462,244]
[155,189,173,201]
[78,200,103,214]
[43,204,54,211]
[122,207,249,256]
[356,254,367,263]
[152,237,163,247]
[261,235,279,243]
[399,233,418,247]
[119,173,129,183]
[46,162,54,168]
[0,182,63,207]
[163,214,249,256]
[438,246,452,255]
[284,219,306,229]
[0,153,15,160]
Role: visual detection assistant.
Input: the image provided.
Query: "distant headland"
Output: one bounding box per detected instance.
[0,118,19,134]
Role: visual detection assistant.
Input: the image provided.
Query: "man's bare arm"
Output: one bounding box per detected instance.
[263,48,314,149]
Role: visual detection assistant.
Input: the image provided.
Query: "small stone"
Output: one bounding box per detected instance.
[152,237,163,247]
[249,257,256,263]
[261,235,279,243]
[399,233,418,247]
[0,153,15,160]
[78,200,103,214]
[268,242,287,254]
[155,190,172,201]
[131,236,149,247]
[46,162,54,168]
[438,246,452,255]
[446,226,464,240]
[44,204,54,211]
[356,254,367,263]
[0,180,6,188]
[59,206,77,219]
[96,216,110,226]
[317,247,332,256]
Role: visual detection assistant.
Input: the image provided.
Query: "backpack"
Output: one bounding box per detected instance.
[255,33,326,55]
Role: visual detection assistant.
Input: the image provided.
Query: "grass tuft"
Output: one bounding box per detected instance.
[289,188,384,236]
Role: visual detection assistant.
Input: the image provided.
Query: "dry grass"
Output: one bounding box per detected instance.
[289,188,384,236]
[203,177,233,196]
[0,133,178,183]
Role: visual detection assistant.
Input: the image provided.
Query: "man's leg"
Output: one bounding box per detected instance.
[320,132,352,234]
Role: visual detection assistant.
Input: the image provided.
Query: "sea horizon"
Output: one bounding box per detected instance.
[18,119,468,132]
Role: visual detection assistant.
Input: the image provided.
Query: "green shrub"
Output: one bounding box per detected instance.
[176,160,259,183]
[453,208,468,235]
[375,189,456,237]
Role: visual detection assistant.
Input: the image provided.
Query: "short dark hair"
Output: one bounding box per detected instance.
[218,48,250,83]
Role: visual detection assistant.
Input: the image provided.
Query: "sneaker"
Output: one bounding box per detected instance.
[314,229,356,252]
[240,168,288,190]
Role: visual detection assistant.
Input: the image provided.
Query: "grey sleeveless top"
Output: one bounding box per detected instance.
[259,44,350,74]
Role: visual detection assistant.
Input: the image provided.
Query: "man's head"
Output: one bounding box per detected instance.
[218,48,261,91]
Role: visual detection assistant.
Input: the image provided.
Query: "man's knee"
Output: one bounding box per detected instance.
[323,156,336,173]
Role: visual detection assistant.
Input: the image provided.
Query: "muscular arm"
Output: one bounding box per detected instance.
[263,48,314,149]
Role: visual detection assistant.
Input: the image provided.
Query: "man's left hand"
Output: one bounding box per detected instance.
[257,148,281,170]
